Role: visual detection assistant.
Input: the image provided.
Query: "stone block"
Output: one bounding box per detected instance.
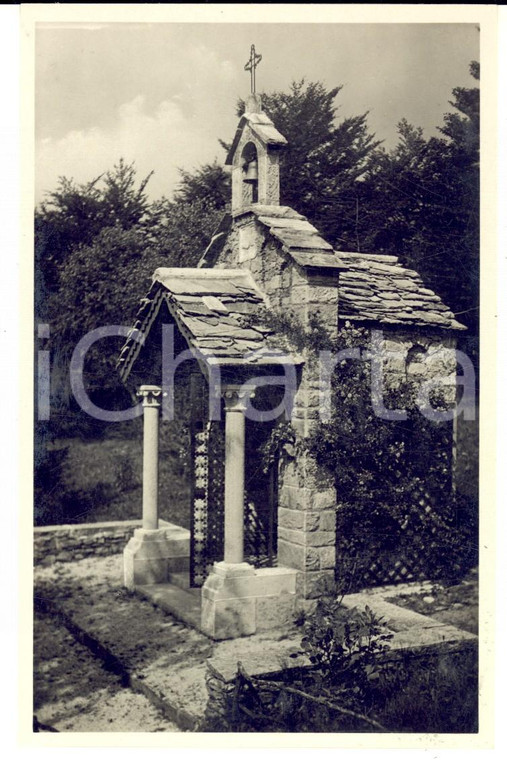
[279,486,314,511]
[308,305,338,336]
[201,596,256,640]
[305,548,321,570]
[279,484,297,508]
[407,363,427,377]
[427,357,457,378]
[319,511,337,532]
[291,418,306,437]
[290,284,310,305]
[382,353,407,374]
[383,372,405,390]
[307,285,339,304]
[201,564,298,639]
[304,512,321,532]
[312,489,337,511]
[279,461,299,488]
[319,546,336,570]
[382,337,410,354]
[278,526,304,546]
[202,563,296,600]
[293,389,322,409]
[296,569,335,600]
[305,531,335,547]
[292,406,320,421]
[277,539,305,570]
[290,267,308,288]
[255,595,296,631]
[278,508,305,530]
[123,526,190,590]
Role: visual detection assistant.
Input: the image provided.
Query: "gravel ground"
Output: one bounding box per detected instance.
[33,555,305,731]
[33,554,478,732]
[33,607,181,732]
[385,568,478,635]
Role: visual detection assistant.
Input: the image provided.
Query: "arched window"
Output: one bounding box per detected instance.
[241,142,259,204]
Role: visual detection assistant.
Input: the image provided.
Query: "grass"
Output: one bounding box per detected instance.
[377,647,478,733]
[35,426,191,528]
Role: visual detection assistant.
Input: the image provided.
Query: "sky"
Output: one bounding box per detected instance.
[35,22,479,205]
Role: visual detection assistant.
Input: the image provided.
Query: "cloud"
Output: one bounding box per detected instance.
[35,91,226,204]
[35,38,242,204]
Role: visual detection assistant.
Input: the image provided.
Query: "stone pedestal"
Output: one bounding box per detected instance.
[200,561,298,640]
[123,525,189,589]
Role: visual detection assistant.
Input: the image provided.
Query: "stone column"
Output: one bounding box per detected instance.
[202,383,298,640]
[138,385,162,530]
[222,385,253,563]
[124,384,190,589]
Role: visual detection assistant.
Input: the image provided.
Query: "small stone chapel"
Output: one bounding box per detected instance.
[118,50,465,640]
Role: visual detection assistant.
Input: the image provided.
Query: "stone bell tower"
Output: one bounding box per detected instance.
[225,46,287,213]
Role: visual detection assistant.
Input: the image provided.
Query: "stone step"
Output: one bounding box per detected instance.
[136,583,202,631]
[167,570,197,592]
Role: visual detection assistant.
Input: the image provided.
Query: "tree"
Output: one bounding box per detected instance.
[35,159,153,295]
[357,62,479,335]
[173,161,230,210]
[439,61,479,157]
[37,156,225,436]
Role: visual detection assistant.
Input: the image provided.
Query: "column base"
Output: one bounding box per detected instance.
[200,561,298,640]
[123,526,189,589]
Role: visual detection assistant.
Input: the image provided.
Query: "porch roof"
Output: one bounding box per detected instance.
[117,268,302,382]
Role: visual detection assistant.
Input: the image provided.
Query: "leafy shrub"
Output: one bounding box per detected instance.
[300,597,394,705]
[201,599,396,733]
[201,596,477,734]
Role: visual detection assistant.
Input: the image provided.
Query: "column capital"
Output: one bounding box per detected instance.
[137,385,163,408]
[222,384,256,413]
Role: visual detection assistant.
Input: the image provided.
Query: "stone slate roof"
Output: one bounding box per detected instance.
[199,206,343,271]
[250,206,344,270]
[336,252,466,331]
[197,207,464,331]
[120,212,464,381]
[117,268,301,382]
[225,113,287,166]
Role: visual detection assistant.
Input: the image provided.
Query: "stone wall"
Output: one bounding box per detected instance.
[34,519,176,566]
[379,331,457,403]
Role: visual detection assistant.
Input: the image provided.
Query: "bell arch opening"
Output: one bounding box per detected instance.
[241,141,259,205]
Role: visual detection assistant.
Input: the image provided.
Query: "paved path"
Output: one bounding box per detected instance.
[34,607,181,732]
[33,555,306,731]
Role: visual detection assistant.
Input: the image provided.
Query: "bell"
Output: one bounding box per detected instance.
[243,159,258,183]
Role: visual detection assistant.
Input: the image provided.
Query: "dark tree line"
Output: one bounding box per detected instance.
[35,65,479,436]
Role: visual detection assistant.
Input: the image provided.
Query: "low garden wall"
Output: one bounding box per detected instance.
[34,519,176,566]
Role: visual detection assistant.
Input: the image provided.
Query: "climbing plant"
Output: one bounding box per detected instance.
[258,308,478,589]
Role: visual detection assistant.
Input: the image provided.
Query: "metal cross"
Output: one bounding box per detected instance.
[244,44,262,94]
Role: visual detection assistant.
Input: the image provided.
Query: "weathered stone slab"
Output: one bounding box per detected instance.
[291,250,344,269]
[270,227,333,251]
[250,205,304,219]
[124,526,190,590]
[257,216,317,232]
[337,251,400,264]
[341,590,477,656]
